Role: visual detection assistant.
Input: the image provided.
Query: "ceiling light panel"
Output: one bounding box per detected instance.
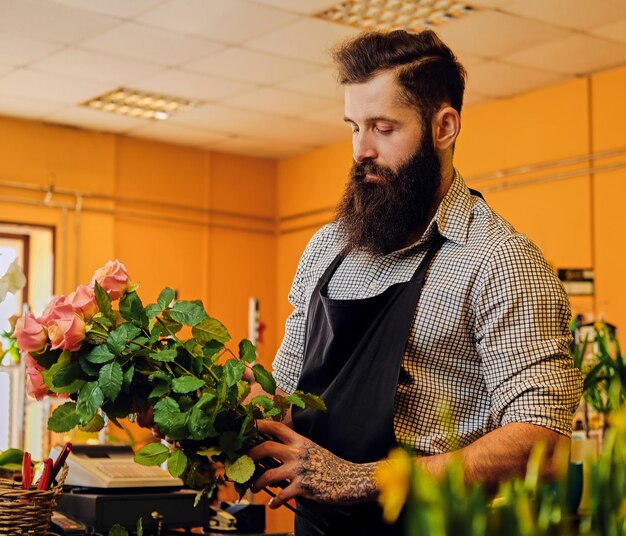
[315,0,475,32]
[81,87,200,121]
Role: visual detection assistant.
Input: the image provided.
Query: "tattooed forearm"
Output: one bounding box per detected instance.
[296,443,379,504]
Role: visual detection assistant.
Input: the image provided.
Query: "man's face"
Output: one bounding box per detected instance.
[337,71,442,255]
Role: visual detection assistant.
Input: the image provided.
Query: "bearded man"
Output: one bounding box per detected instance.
[249,30,582,536]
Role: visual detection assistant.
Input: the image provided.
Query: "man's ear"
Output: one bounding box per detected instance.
[432,106,460,152]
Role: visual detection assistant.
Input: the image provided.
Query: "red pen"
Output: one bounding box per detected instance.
[37,458,53,491]
[21,452,32,490]
[50,442,72,483]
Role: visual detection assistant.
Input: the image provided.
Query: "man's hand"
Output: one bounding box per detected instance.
[248,420,379,508]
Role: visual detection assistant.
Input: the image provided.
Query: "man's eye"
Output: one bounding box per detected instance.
[375,127,392,134]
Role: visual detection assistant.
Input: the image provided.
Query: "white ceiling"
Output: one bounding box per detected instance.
[1,0,626,159]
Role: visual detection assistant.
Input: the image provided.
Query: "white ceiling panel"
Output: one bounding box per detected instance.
[245,17,360,65]
[49,0,166,18]
[31,48,165,85]
[502,0,626,31]
[0,68,113,104]
[137,0,298,45]
[81,22,224,66]
[0,65,14,78]
[591,20,626,45]
[168,103,279,135]
[466,61,569,98]
[126,122,232,147]
[436,10,572,58]
[0,94,64,120]
[0,0,118,44]
[506,34,626,76]
[248,0,338,15]
[277,67,343,99]
[186,47,318,85]
[135,69,250,102]
[0,34,63,66]
[44,106,147,133]
[300,103,345,127]
[222,87,339,116]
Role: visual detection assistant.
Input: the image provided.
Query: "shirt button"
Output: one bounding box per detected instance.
[369,281,379,290]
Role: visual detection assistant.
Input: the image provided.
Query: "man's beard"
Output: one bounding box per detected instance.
[336,129,442,255]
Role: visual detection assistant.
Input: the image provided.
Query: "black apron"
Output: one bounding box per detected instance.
[291,231,446,536]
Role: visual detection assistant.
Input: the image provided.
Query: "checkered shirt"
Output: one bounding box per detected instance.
[273,171,583,455]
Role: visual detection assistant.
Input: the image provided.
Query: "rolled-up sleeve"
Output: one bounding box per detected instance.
[474,234,583,436]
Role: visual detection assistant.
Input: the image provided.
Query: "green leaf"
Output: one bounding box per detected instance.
[225,455,255,484]
[79,355,100,377]
[77,381,105,425]
[122,364,134,391]
[106,328,126,355]
[94,281,113,319]
[293,391,327,412]
[238,339,257,363]
[250,395,275,412]
[47,402,80,432]
[0,448,24,467]
[149,371,172,384]
[192,317,230,344]
[252,364,276,395]
[78,413,105,433]
[107,524,129,536]
[145,304,162,319]
[99,362,123,401]
[167,449,188,478]
[158,287,176,309]
[170,301,207,327]
[116,322,142,341]
[136,517,143,536]
[149,347,178,362]
[286,392,305,409]
[188,394,217,440]
[134,442,170,467]
[172,375,205,394]
[85,344,115,364]
[197,446,222,460]
[149,382,171,400]
[203,340,225,361]
[153,397,181,436]
[219,431,243,458]
[224,360,246,387]
[119,290,148,328]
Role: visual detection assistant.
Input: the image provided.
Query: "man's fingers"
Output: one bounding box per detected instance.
[256,419,300,444]
[267,482,302,509]
[248,440,295,462]
[251,464,293,492]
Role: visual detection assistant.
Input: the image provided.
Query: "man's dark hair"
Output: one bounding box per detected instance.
[332,29,466,123]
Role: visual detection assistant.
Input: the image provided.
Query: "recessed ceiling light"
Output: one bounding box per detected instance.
[80,87,200,121]
[316,0,474,31]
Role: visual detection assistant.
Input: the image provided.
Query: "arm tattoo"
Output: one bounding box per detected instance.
[296,443,379,504]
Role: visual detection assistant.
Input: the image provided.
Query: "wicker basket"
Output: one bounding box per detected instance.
[0,464,68,535]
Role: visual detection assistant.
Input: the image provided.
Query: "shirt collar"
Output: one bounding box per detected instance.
[431,170,473,246]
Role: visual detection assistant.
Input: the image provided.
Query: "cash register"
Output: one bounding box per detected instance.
[51,444,208,534]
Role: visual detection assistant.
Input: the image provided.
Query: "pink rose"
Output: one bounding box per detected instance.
[40,295,67,325]
[25,353,48,401]
[91,260,130,301]
[47,307,85,352]
[13,313,47,353]
[67,284,98,321]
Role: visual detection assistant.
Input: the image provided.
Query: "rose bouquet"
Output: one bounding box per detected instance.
[12,260,324,499]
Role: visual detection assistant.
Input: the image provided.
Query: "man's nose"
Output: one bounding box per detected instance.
[353,133,378,163]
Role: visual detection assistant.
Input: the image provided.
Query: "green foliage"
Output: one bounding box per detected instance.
[37,284,325,499]
[0,448,24,477]
[572,321,626,418]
